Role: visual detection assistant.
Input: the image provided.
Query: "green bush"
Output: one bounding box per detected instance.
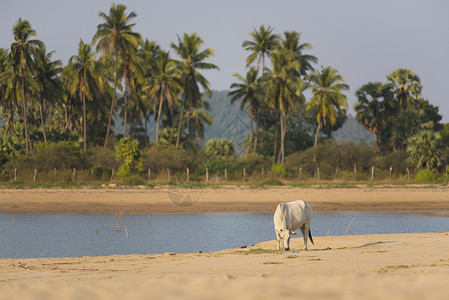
[142,145,197,174]
[414,169,436,183]
[91,165,112,181]
[117,175,146,186]
[272,163,287,178]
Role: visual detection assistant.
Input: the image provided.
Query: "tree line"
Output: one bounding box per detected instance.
[1,3,448,184]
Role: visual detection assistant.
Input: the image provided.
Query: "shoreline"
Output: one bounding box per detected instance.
[1,186,448,216]
[1,232,448,299]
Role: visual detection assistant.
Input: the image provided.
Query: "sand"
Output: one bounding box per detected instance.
[0,185,448,216]
[0,186,448,299]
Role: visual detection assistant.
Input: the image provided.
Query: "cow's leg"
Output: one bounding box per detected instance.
[302,225,310,251]
[276,231,281,250]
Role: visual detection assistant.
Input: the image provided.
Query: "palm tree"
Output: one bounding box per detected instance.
[242,25,279,79]
[264,49,305,164]
[145,50,182,149]
[229,67,261,154]
[9,18,43,156]
[306,66,349,159]
[386,68,422,109]
[34,46,63,143]
[93,3,142,148]
[407,123,443,171]
[278,31,317,76]
[355,82,387,145]
[170,33,218,149]
[65,40,104,152]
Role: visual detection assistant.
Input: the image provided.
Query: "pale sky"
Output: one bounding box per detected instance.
[1,0,448,121]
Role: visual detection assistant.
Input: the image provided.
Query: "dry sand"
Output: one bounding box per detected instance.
[0,185,448,216]
[0,187,448,299]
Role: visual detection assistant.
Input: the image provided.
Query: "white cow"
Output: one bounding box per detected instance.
[273,200,314,251]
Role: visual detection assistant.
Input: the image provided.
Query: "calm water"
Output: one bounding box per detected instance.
[0,213,448,259]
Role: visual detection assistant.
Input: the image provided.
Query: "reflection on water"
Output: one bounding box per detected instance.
[0,213,448,259]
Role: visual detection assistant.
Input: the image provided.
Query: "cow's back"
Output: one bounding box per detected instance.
[283,200,312,231]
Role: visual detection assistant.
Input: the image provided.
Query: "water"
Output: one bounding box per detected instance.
[0,213,448,259]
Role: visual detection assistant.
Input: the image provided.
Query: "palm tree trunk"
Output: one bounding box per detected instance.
[39,94,47,143]
[82,93,86,152]
[104,52,119,148]
[176,92,186,150]
[273,120,278,163]
[155,90,164,150]
[313,123,321,161]
[246,119,253,156]
[123,89,127,138]
[278,114,285,164]
[21,73,29,157]
[253,124,258,153]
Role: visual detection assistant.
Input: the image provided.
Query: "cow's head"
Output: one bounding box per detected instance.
[279,229,297,251]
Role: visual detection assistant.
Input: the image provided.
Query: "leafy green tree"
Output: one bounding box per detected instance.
[65,40,105,152]
[264,49,305,164]
[386,68,422,109]
[306,66,349,159]
[115,136,143,177]
[93,3,142,148]
[204,138,236,159]
[145,50,182,149]
[278,31,317,76]
[355,82,389,145]
[242,25,279,79]
[170,33,218,149]
[34,45,63,143]
[229,67,261,154]
[8,18,43,156]
[407,123,443,171]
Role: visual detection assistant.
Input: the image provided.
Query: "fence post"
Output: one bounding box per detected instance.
[167,168,170,182]
[111,168,114,181]
[354,164,357,180]
[225,168,227,181]
[72,168,76,182]
[243,168,246,182]
[14,168,17,181]
[406,168,410,180]
[34,169,37,182]
[389,167,393,181]
[261,167,264,179]
[336,166,339,178]
[371,166,374,181]
[54,168,56,182]
[187,168,190,182]
[148,169,151,182]
[206,168,209,183]
[317,167,320,181]
[299,167,302,178]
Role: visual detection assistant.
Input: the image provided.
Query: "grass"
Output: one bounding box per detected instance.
[263,261,284,265]
[239,248,285,255]
[308,258,322,261]
[386,265,410,269]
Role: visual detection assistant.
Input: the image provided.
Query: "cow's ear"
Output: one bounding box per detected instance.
[291,232,298,236]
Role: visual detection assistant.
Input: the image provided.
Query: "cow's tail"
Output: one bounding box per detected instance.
[309,228,314,245]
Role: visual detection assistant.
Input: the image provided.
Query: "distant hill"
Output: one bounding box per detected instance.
[206,90,375,145]
[332,114,376,144]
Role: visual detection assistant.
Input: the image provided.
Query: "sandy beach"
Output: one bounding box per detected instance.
[0,186,448,299]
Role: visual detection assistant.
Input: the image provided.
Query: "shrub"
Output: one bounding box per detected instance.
[258,178,284,186]
[117,175,146,186]
[272,163,287,178]
[414,169,436,183]
[142,145,197,174]
[91,165,112,181]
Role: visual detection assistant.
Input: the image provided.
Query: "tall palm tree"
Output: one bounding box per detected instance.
[278,31,317,76]
[145,50,182,149]
[9,18,43,156]
[92,3,142,148]
[229,67,261,154]
[170,33,218,149]
[65,40,104,152]
[264,49,305,164]
[306,66,349,159]
[386,68,422,109]
[34,46,63,143]
[242,25,279,79]
[355,82,387,145]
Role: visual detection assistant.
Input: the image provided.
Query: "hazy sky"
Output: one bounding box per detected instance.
[1,0,448,121]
